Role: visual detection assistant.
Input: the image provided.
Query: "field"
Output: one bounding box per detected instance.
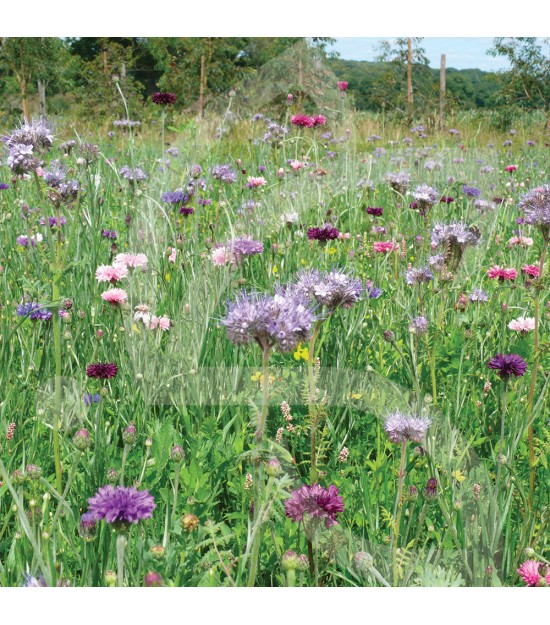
[0,101,548,589]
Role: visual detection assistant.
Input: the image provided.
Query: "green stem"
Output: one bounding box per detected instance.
[116,532,126,588]
[120,445,129,486]
[392,441,407,586]
[309,320,324,483]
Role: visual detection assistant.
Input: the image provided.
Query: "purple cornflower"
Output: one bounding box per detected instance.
[0,182,9,190]
[366,284,383,299]
[180,206,194,217]
[469,289,489,302]
[212,164,237,184]
[161,189,185,204]
[487,354,527,380]
[40,216,66,229]
[462,185,481,198]
[84,393,101,407]
[409,316,429,335]
[87,485,155,526]
[102,229,117,240]
[79,512,97,539]
[307,224,340,242]
[366,207,383,216]
[222,290,315,353]
[86,362,118,379]
[424,478,438,499]
[16,233,43,247]
[384,410,432,443]
[16,302,52,321]
[406,266,433,286]
[295,269,363,310]
[284,483,344,529]
[119,166,147,182]
[151,92,176,105]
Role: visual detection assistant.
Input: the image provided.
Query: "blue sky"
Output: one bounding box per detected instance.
[328,38,511,71]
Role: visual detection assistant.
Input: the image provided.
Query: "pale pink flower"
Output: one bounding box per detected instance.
[150,315,171,331]
[95,263,128,283]
[277,168,285,179]
[290,160,304,172]
[115,253,148,270]
[211,246,236,266]
[508,235,533,247]
[338,232,351,240]
[246,176,266,188]
[101,288,128,307]
[168,247,177,263]
[508,317,535,333]
[133,303,151,326]
[374,241,398,253]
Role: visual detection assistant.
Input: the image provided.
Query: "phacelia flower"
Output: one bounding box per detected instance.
[86,362,118,379]
[412,183,439,207]
[406,266,433,286]
[383,411,432,443]
[284,483,344,529]
[87,485,155,526]
[7,143,38,175]
[386,172,410,193]
[119,166,147,182]
[487,353,527,379]
[3,118,54,151]
[295,269,363,311]
[518,185,550,237]
[212,164,237,184]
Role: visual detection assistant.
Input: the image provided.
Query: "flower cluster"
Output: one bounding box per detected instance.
[295,268,363,311]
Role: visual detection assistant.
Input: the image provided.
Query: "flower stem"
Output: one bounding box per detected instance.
[116,532,126,588]
[308,320,323,483]
[392,441,407,586]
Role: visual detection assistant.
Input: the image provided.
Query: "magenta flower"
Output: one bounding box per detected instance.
[517,560,550,587]
[151,92,176,105]
[337,81,349,92]
[86,362,118,379]
[291,114,314,128]
[285,483,344,529]
[88,485,155,526]
[487,266,517,281]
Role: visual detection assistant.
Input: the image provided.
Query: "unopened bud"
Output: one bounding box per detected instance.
[180,513,199,532]
[282,550,299,571]
[170,445,185,463]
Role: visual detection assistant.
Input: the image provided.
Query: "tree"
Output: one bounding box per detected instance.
[488,38,550,118]
[0,37,71,120]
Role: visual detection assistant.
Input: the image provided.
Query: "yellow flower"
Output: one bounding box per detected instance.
[328,247,337,255]
[351,392,362,400]
[165,273,171,282]
[293,343,309,361]
[132,323,140,334]
[452,470,466,483]
[272,266,278,274]
[251,372,261,382]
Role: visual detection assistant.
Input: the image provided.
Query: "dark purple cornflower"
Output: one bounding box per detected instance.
[86,362,118,379]
[212,164,237,184]
[151,92,176,105]
[462,185,481,198]
[179,206,194,217]
[161,189,185,204]
[102,229,118,240]
[284,483,344,529]
[87,485,155,526]
[40,216,66,229]
[16,302,52,321]
[406,266,433,286]
[487,354,527,380]
[366,207,383,216]
[424,478,438,499]
[440,196,455,204]
[383,410,432,443]
[307,224,340,243]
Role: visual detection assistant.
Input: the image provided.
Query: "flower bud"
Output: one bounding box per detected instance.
[144,571,163,587]
[107,468,119,484]
[105,570,117,587]
[122,423,137,445]
[266,457,282,477]
[170,445,185,463]
[282,550,299,571]
[383,330,395,343]
[354,551,374,573]
[11,469,26,486]
[73,428,91,450]
[180,513,199,532]
[26,464,42,480]
[79,512,96,540]
[524,547,535,558]
[297,554,309,572]
[150,544,165,560]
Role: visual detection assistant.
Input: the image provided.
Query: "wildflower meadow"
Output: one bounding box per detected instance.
[0,36,549,599]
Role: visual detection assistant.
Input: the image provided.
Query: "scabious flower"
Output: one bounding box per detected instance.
[474,199,496,213]
[87,485,155,526]
[16,233,43,247]
[95,263,128,283]
[16,302,52,321]
[383,410,432,443]
[222,290,315,353]
[114,253,148,270]
[487,266,517,281]
[295,269,363,311]
[161,189,185,204]
[409,316,429,335]
[284,484,344,529]
[86,362,118,379]
[101,288,128,307]
[487,354,527,379]
[517,560,550,587]
[469,289,489,302]
[406,266,433,286]
[508,317,535,334]
[307,225,340,242]
[151,92,176,105]
[212,164,237,184]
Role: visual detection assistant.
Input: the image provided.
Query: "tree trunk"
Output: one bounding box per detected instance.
[38,79,46,117]
[407,37,413,107]
[20,81,30,120]
[198,52,205,120]
[439,54,446,130]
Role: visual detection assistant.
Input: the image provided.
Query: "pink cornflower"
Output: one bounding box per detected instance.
[522,264,540,278]
[168,247,177,263]
[487,265,517,281]
[114,253,148,270]
[101,288,128,307]
[95,263,128,283]
[291,114,314,128]
[504,165,518,172]
[312,115,327,127]
[211,246,236,266]
[374,241,398,253]
[508,235,533,247]
[150,315,171,331]
[517,560,550,587]
[337,81,349,92]
[508,317,535,333]
[246,176,266,189]
[290,160,304,172]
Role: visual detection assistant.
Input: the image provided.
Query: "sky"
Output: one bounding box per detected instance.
[327,38,511,72]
